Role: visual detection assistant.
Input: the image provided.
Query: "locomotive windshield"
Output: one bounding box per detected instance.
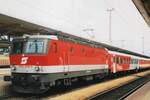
[25,39,45,54]
[12,38,47,54]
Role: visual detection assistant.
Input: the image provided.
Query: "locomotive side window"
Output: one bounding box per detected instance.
[12,41,24,54]
[52,43,57,53]
[69,47,74,53]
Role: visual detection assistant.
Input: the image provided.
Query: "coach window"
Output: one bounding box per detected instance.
[124,58,126,64]
[134,59,136,64]
[116,56,119,64]
[135,59,136,64]
[136,59,138,64]
[113,56,116,63]
[123,58,125,64]
[120,58,123,64]
[132,59,134,64]
[124,58,127,64]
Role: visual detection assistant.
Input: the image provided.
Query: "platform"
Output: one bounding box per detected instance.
[125,81,150,100]
[0,68,10,75]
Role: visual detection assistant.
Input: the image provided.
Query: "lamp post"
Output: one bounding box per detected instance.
[107,8,114,44]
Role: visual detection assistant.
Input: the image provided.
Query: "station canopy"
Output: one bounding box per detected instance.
[0,40,9,47]
[0,14,57,36]
[132,0,150,27]
[0,11,149,58]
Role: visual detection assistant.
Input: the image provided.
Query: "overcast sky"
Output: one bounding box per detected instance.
[0,0,150,55]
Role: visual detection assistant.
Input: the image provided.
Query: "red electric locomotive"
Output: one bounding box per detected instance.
[5,32,150,93]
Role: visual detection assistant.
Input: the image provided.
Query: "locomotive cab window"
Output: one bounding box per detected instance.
[25,39,45,53]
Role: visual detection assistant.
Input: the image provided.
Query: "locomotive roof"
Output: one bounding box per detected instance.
[12,35,58,40]
[47,32,150,59]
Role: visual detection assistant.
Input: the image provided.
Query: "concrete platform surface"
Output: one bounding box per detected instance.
[125,81,150,100]
[0,68,10,75]
[0,68,10,80]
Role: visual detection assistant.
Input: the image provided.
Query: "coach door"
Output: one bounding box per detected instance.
[131,59,138,70]
[112,55,117,73]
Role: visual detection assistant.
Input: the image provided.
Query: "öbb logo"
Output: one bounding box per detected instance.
[21,57,28,64]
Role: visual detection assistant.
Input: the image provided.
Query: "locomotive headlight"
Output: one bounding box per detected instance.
[11,66,16,71]
[35,66,40,71]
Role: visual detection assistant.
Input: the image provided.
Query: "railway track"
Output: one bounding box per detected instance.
[0,94,18,100]
[0,84,38,100]
[88,73,150,100]
[0,70,149,100]
[0,92,38,100]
